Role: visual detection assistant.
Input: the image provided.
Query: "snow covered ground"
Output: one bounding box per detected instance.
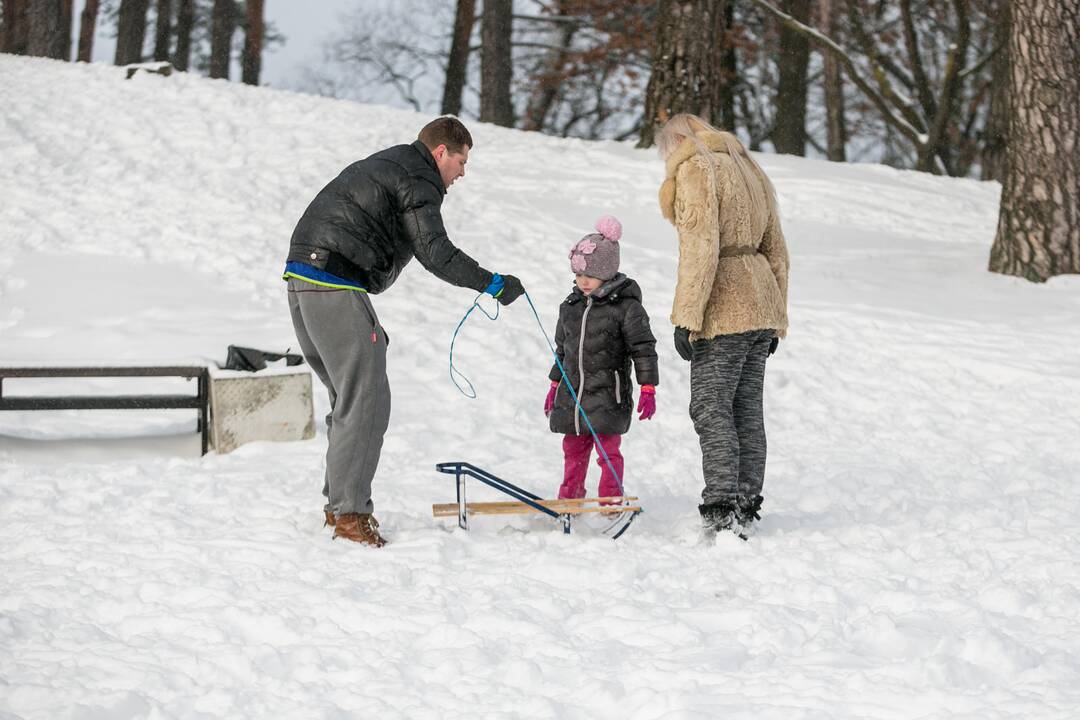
[2,55,1080,719]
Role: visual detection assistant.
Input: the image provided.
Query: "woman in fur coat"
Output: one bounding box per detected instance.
[656,114,790,538]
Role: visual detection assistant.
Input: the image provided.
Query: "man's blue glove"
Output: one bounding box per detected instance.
[483,274,505,298]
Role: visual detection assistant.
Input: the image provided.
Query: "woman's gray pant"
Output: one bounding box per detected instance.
[689,330,775,506]
[287,279,391,516]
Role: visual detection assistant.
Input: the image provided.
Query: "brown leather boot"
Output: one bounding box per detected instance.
[324,509,336,527]
[332,513,386,547]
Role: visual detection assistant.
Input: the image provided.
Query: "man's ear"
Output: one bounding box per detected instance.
[432,144,448,162]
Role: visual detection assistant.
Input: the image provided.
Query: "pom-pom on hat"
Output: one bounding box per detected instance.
[569,215,622,280]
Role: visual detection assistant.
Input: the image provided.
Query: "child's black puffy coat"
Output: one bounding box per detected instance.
[548,274,659,436]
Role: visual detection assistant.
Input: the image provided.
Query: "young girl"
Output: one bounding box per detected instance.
[543,216,659,500]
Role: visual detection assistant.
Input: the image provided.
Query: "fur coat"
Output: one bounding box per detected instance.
[659,130,789,341]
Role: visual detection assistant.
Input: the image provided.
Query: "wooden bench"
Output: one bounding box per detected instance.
[0,366,211,455]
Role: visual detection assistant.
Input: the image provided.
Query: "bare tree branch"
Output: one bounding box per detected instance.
[899,0,937,120]
[747,0,925,146]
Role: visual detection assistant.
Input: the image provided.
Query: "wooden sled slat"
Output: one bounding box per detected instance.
[438,496,635,509]
[433,500,641,517]
[432,497,636,513]
[433,462,643,539]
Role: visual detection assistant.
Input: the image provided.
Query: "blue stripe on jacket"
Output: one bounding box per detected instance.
[283,262,366,291]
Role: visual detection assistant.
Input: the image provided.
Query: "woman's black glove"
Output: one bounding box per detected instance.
[674,327,693,362]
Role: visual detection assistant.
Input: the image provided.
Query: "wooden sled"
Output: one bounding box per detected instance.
[434,462,642,539]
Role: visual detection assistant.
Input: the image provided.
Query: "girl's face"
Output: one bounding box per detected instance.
[575,274,603,295]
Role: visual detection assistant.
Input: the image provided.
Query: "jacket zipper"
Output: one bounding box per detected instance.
[576,297,593,435]
[614,371,621,405]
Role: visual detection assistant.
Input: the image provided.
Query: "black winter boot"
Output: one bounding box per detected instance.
[699,501,742,539]
[733,495,764,538]
[737,495,763,524]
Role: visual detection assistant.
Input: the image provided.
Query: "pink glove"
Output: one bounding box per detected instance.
[544,381,558,417]
[637,385,656,421]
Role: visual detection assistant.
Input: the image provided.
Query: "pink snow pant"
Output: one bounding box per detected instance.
[559,433,624,499]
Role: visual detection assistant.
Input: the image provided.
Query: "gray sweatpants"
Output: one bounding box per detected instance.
[287,279,391,515]
[689,330,775,506]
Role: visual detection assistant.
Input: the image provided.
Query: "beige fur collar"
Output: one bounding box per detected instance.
[659,130,735,223]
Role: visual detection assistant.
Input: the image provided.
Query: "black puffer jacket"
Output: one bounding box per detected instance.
[548,274,659,436]
[286,141,492,294]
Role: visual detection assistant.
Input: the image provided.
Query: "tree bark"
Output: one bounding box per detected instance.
[480,0,514,126]
[76,0,98,61]
[638,0,731,148]
[209,0,234,79]
[1,0,28,55]
[819,0,846,160]
[241,0,263,85]
[115,0,149,65]
[26,0,66,58]
[772,0,810,155]
[59,0,72,59]
[153,0,170,62]
[719,1,737,131]
[981,1,1010,181]
[441,0,476,116]
[988,0,1079,281]
[172,0,194,71]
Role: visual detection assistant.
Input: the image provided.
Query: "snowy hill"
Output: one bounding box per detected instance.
[2,54,1080,718]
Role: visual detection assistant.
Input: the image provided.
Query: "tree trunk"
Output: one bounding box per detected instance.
[819,0,846,161]
[241,0,263,85]
[172,0,193,71]
[1,0,28,55]
[988,0,1080,281]
[209,0,234,79]
[521,0,575,132]
[153,0,171,62]
[114,0,149,65]
[480,0,513,126]
[719,1,737,130]
[3,0,32,55]
[772,0,810,155]
[26,0,66,58]
[59,0,72,59]
[76,0,98,61]
[981,1,1010,181]
[638,0,730,148]
[441,0,476,116]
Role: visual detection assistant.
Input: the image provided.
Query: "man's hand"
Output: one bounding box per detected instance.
[497,274,525,305]
[674,327,693,362]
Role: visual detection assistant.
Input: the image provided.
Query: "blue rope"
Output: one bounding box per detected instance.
[448,292,500,399]
[448,289,624,494]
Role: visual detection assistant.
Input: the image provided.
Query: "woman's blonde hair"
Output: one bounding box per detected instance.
[656,113,778,221]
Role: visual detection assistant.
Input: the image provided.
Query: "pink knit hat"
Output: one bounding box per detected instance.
[569,215,622,280]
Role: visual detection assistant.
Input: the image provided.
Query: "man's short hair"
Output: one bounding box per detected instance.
[418,116,473,154]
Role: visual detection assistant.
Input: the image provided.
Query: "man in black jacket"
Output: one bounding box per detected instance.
[284,116,525,547]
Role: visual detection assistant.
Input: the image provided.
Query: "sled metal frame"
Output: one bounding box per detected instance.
[435,461,641,539]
